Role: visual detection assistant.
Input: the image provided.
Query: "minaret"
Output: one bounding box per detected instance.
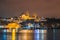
[25,9,30,16]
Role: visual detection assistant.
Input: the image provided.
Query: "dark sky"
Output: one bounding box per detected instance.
[0,0,60,18]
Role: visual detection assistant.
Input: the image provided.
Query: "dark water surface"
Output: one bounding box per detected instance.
[0,29,60,40]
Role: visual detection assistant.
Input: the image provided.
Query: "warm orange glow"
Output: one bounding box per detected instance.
[21,14,30,20]
[6,22,20,29]
[20,10,34,20]
[19,30,33,33]
[19,30,33,40]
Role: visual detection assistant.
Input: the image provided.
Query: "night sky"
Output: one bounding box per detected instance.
[0,0,60,18]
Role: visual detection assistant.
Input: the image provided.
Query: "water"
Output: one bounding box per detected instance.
[18,30,34,40]
[0,29,60,40]
[6,29,47,40]
[3,30,7,40]
[34,29,47,40]
[34,29,40,40]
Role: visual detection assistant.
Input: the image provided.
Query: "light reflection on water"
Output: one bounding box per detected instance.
[18,30,34,40]
[0,29,47,40]
[34,29,47,40]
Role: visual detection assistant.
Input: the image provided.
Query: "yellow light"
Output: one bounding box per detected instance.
[21,14,30,20]
[12,29,16,40]
[6,22,20,29]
